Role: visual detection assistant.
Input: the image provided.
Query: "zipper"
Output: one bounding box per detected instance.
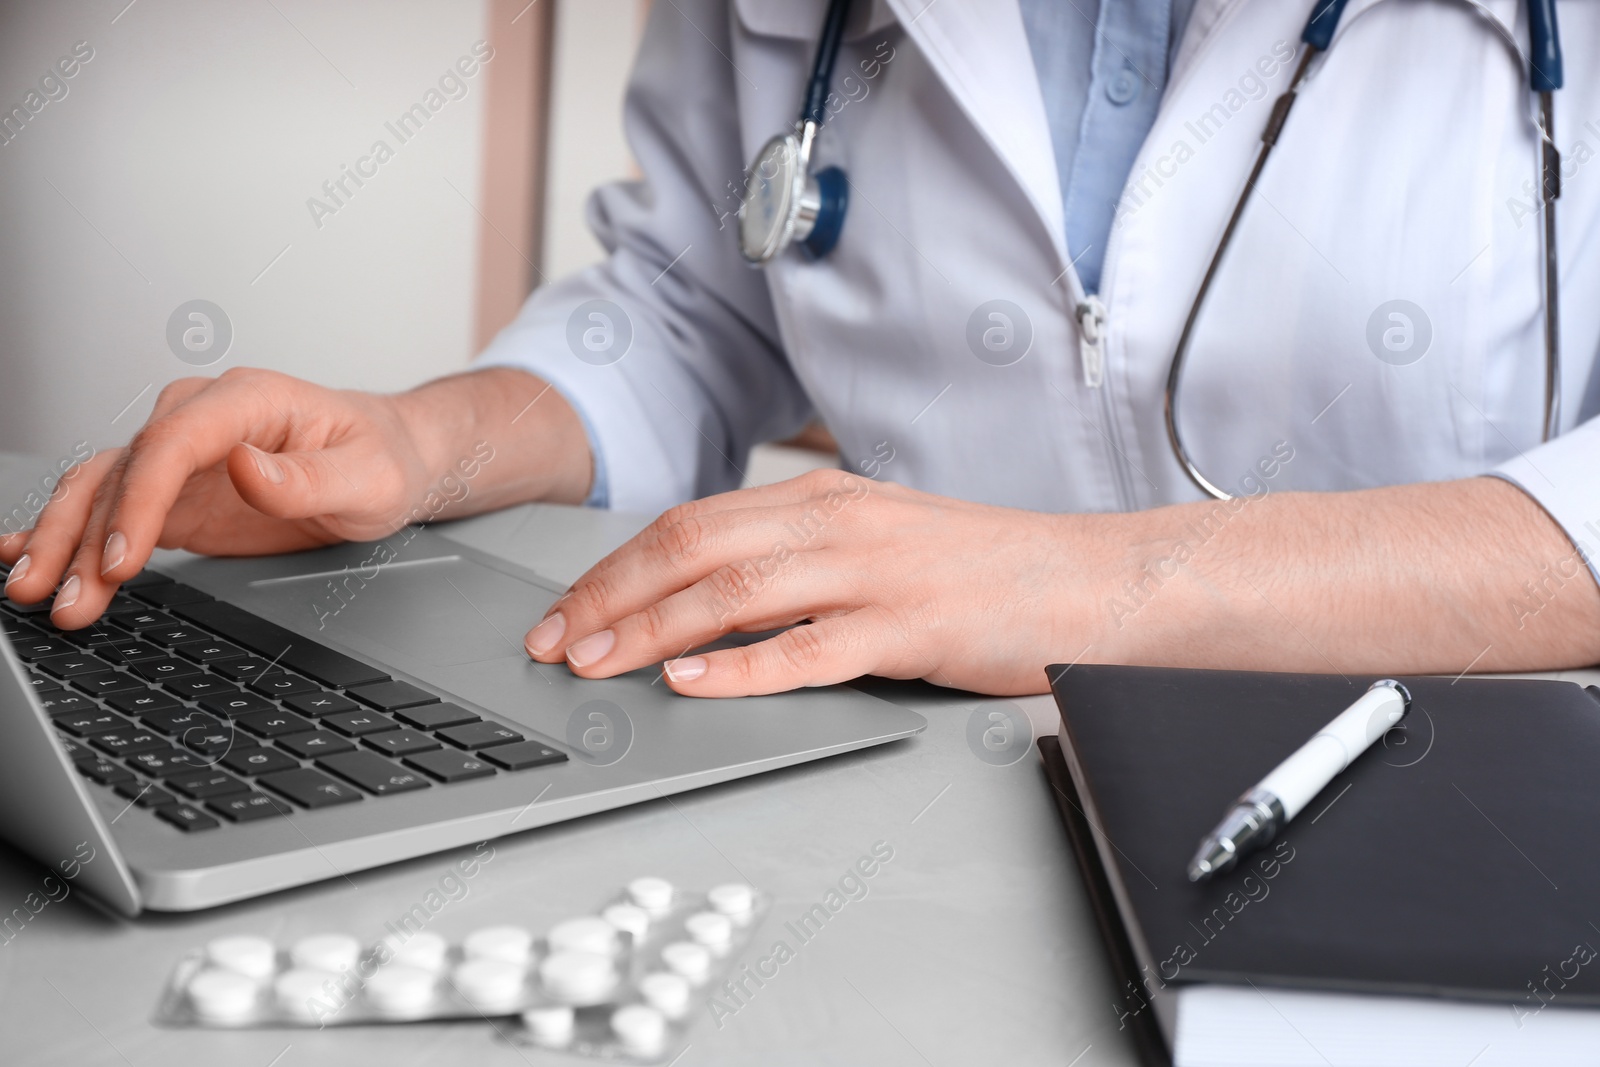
[1076,296,1107,388]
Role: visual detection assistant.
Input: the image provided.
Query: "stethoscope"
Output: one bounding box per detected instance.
[737,0,854,264]
[1166,0,1565,499]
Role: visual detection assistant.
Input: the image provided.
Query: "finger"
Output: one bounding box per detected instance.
[97,370,382,583]
[524,507,837,661]
[52,459,130,629]
[560,552,854,678]
[660,611,891,698]
[3,451,121,606]
[224,439,406,532]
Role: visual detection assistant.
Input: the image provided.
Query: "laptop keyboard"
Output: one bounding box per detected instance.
[0,563,565,832]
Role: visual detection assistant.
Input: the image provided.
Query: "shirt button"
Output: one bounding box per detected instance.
[1106,64,1140,106]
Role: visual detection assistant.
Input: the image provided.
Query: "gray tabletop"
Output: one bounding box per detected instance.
[0,455,1137,1067]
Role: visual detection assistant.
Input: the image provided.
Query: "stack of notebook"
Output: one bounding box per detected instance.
[1042,665,1600,1066]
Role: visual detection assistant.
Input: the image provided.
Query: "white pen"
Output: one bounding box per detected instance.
[1187,679,1411,882]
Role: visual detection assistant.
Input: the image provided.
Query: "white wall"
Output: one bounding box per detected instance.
[0,0,488,459]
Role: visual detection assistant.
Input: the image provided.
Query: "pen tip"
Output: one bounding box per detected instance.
[1187,860,1210,883]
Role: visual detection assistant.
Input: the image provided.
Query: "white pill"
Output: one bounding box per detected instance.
[387,931,449,972]
[522,1004,576,1047]
[289,933,361,973]
[627,876,675,911]
[639,971,691,1020]
[612,1003,668,1057]
[364,964,437,1018]
[685,911,733,949]
[548,916,620,956]
[708,882,756,917]
[602,903,650,941]
[453,958,527,1012]
[463,925,535,966]
[274,968,335,1021]
[187,967,261,1022]
[204,935,276,980]
[660,941,711,983]
[537,949,619,1005]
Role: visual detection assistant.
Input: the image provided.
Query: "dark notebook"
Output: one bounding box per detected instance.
[1042,665,1600,1067]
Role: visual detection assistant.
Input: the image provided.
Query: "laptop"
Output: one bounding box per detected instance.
[0,527,925,916]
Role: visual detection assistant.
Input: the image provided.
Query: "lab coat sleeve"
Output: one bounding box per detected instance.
[473,0,812,513]
[1489,419,1600,584]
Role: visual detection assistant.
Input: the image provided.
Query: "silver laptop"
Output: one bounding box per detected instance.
[0,528,925,915]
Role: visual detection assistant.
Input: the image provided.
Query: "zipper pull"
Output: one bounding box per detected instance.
[1077,296,1107,388]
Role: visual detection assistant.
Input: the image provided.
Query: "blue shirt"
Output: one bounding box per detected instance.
[1018,0,1197,293]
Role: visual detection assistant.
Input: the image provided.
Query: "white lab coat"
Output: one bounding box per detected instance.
[478,0,1600,572]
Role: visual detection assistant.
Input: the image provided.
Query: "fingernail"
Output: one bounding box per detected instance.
[565,629,615,669]
[54,574,80,613]
[665,656,707,683]
[101,531,127,575]
[5,554,29,587]
[525,612,566,656]
[249,445,285,485]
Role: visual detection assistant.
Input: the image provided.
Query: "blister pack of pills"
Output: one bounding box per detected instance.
[152,876,766,1063]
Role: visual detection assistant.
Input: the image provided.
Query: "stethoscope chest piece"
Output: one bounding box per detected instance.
[739,125,849,264]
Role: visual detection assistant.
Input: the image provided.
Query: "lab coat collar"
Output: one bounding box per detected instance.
[879,0,1070,274]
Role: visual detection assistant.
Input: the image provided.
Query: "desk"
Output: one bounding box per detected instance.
[0,455,1136,1067]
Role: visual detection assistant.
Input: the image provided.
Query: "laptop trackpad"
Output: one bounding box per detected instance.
[262,556,559,668]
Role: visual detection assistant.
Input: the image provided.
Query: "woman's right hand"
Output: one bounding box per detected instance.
[1,367,474,630]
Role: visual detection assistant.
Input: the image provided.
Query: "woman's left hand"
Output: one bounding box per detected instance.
[522,470,1117,696]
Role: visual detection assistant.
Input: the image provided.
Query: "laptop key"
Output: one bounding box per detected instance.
[72,671,150,697]
[106,691,184,715]
[347,679,437,711]
[169,769,251,799]
[140,708,222,736]
[480,741,567,771]
[129,657,204,683]
[35,652,111,677]
[25,673,64,695]
[128,747,215,777]
[148,627,215,649]
[13,637,77,661]
[53,624,123,647]
[212,657,274,682]
[38,692,98,716]
[277,731,356,758]
[248,672,320,699]
[57,736,91,761]
[316,751,431,795]
[221,747,300,777]
[363,729,441,757]
[283,691,359,718]
[157,804,221,831]
[322,710,400,737]
[174,601,389,688]
[93,730,173,757]
[183,729,244,758]
[259,768,364,808]
[114,780,179,807]
[1,618,44,640]
[208,792,293,822]
[99,641,168,665]
[437,721,526,751]
[76,758,135,785]
[196,692,276,718]
[403,749,497,783]
[132,582,213,609]
[237,709,316,739]
[171,638,247,662]
[394,702,480,730]
[120,571,173,590]
[56,711,134,736]
[108,608,180,632]
[164,676,238,699]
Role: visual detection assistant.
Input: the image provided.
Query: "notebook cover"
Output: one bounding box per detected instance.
[1038,734,1174,1067]
[1046,666,1600,1009]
